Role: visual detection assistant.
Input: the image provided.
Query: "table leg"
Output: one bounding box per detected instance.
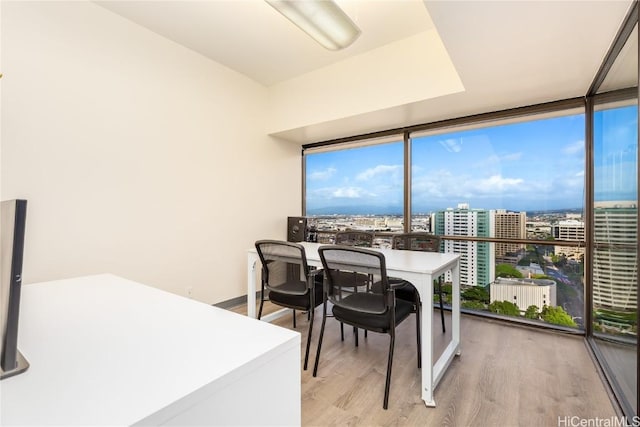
[420,272,436,407]
[452,261,461,356]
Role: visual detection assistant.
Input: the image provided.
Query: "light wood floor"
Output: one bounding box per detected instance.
[231,302,617,426]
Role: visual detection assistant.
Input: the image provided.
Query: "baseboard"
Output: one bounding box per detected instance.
[213,291,262,309]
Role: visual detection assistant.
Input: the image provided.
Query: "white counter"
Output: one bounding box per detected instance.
[1,274,300,426]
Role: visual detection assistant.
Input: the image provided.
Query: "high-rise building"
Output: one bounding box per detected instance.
[592,201,638,315]
[434,203,495,287]
[493,210,527,265]
[552,219,585,259]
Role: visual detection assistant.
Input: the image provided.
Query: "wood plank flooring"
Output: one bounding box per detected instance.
[230,302,617,426]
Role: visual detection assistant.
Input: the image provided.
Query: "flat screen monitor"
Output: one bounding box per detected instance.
[1,199,29,379]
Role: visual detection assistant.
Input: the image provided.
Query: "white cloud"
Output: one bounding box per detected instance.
[474,175,524,192]
[563,140,584,155]
[415,171,526,198]
[412,169,457,198]
[332,187,372,198]
[308,167,336,181]
[356,165,401,181]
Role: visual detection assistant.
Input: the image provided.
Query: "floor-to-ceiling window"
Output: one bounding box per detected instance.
[305,106,587,329]
[588,10,638,417]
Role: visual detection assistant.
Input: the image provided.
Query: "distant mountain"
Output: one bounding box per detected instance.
[527,208,583,216]
[306,205,403,216]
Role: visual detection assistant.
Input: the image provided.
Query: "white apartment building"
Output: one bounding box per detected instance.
[435,203,495,287]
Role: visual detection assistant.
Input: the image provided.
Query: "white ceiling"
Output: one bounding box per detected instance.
[95,0,634,143]
[95,0,435,86]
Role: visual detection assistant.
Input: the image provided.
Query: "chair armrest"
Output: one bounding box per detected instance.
[307,268,325,290]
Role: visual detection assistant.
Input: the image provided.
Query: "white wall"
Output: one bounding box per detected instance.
[267,30,464,140]
[1,1,301,303]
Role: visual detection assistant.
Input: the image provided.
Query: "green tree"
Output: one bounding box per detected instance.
[440,283,452,296]
[551,254,568,268]
[462,286,489,303]
[462,300,485,310]
[488,300,520,316]
[524,305,540,320]
[531,274,550,280]
[435,283,452,305]
[540,305,577,327]
[495,264,524,278]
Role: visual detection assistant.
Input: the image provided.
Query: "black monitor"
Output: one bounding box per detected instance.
[1,199,29,379]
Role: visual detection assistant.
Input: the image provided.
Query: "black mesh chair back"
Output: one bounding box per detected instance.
[255,240,321,369]
[256,240,309,298]
[392,233,440,252]
[392,232,446,333]
[334,230,374,247]
[313,245,419,409]
[332,231,374,342]
[321,246,389,317]
[331,231,374,298]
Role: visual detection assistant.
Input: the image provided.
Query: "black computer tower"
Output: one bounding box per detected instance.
[287,216,307,242]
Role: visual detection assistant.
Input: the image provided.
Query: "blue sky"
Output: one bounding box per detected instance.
[306,107,637,215]
[594,105,638,202]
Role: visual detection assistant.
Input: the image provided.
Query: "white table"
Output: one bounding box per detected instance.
[1,274,300,426]
[247,241,460,407]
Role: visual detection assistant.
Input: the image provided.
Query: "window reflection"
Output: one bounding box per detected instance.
[592,101,638,415]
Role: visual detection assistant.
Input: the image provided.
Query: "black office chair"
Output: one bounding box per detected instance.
[334,230,374,247]
[391,232,446,333]
[313,245,420,409]
[255,240,323,370]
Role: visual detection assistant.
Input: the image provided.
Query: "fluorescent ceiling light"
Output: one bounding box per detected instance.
[266,0,361,51]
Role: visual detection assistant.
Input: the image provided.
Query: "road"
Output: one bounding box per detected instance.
[536,247,585,327]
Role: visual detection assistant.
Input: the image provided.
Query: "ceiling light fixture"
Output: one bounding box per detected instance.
[266,0,361,51]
